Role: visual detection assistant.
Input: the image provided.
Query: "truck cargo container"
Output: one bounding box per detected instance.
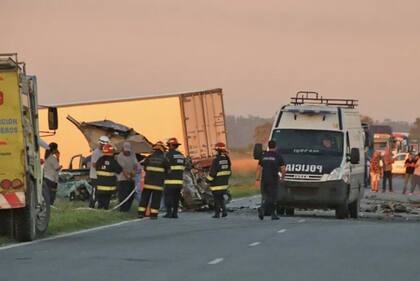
[39,89,227,168]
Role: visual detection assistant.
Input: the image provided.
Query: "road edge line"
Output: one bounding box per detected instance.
[0,219,141,251]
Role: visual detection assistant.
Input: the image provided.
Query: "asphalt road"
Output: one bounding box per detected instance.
[1,177,419,281]
[1,204,420,281]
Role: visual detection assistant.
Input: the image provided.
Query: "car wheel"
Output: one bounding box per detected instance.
[285,208,295,216]
[335,204,349,219]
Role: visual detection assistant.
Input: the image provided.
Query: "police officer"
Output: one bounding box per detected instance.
[207,142,232,219]
[138,141,167,220]
[256,140,286,220]
[164,138,185,219]
[95,144,122,210]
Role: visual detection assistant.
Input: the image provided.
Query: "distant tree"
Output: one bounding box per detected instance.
[226,115,273,149]
[409,117,420,141]
[361,115,374,125]
[254,122,272,145]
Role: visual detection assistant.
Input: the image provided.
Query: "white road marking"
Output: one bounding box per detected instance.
[0,219,141,251]
[249,242,261,247]
[208,258,224,265]
[277,229,287,233]
[297,219,306,223]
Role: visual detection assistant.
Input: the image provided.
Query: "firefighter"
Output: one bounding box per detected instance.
[255,140,286,220]
[95,144,122,210]
[138,141,167,220]
[207,142,232,218]
[163,138,186,219]
[89,135,110,208]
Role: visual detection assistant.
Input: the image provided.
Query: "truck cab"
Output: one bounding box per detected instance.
[255,92,365,219]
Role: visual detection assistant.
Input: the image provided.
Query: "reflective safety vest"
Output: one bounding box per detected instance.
[164,149,185,187]
[96,155,122,193]
[206,153,232,191]
[143,150,167,191]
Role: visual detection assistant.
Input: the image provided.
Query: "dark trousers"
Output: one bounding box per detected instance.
[96,192,112,210]
[164,185,182,216]
[43,178,57,205]
[89,179,97,208]
[261,181,278,216]
[383,171,393,191]
[117,180,135,212]
[212,190,227,215]
[138,188,163,217]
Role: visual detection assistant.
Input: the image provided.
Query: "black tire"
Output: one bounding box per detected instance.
[14,180,37,242]
[348,199,360,219]
[277,206,285,216]
[285,208,295,216]
[36,180,51,236]
[14,178,50,242]
[335,204,349,219]
[0,210,13,237]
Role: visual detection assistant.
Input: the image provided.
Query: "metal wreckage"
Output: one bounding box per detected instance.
[58,115,231,210]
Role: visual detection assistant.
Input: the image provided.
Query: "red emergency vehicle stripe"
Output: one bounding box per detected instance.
[0,192,25,209]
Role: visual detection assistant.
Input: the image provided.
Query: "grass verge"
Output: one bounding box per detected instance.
[0,199,138,245]
[47,200,137,236]
[1,172,257,245]
[229,172,260,199]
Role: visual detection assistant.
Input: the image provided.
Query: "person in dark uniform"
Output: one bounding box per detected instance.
[256,140,286,220]
[95,144,122,210]
[163,138,185,219]
[138,141,167,220]
[207,142,232,219]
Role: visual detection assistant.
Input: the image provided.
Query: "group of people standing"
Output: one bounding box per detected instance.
[87,136,232,219]
[369,151,420,194]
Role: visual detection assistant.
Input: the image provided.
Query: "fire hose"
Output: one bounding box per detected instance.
[108,186,138,212]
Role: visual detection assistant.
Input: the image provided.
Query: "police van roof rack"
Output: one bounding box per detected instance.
[291,91,358,108]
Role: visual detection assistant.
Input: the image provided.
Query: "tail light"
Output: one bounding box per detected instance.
[0,179,12,190]
[12,179,24,189]
[0,179,24,190]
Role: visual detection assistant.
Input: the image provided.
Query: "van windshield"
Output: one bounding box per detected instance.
[271,129,344,156]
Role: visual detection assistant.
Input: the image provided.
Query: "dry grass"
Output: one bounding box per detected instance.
[229,153,260,198]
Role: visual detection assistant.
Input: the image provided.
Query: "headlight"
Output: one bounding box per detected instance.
[327,168,342,181]
[327,167,350,183]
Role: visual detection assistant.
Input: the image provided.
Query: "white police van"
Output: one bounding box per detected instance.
[255,92,365,219]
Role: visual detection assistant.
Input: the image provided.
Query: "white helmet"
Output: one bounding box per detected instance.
[98,135,110,145]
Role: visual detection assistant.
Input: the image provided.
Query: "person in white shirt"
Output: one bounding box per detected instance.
[116,142,139,212]
[43,142,62,205]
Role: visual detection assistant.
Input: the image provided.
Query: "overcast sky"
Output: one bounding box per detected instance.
[1,0,419,121]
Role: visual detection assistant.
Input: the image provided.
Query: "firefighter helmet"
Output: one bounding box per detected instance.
[102,144,114,155]
[152,141,166,152]
[167,137,181,147]
[214,142,227,152]
[99,135,110,145]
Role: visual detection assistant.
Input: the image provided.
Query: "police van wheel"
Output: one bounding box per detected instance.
[277,206,285,216]
[348,199,359,219]
[335,204,349,219]
[285,208,295,216]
